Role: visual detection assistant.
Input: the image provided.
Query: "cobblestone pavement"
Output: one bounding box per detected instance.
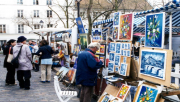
[0,54,80,102]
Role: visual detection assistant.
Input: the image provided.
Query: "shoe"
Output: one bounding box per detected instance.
[9,83,17,86]
[20,87,24,89]
[40,81,45,83]
[46,81,50,83]
[24,88,30,90]
[34,70,39,72]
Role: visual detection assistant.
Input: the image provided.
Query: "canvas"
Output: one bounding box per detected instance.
[113,27,119,40]
[73,58,78,69]
[108,62,114,72]
[126,50,131,57]
[119,13,134,40]
[123,50,126,56]
[101,95,110,102]
[110,43,116,52]
[116,43,121,54]
[140,50,167,80]
[123,57,127,63]
[116,84,131,101]
[122,43,125,49]
[125,43,128,49]
[96,45,106,55]
[145,13,165,48]
[135,84,158,102]
[92,28,102,42]
[113,12,120,26]
[65,68,76,83]
[64,55,70,68]
[120,63,127,76]
[57,67,69,81]
[114,55,121,66]
[128,43,131,49]
[109,53,115,61]
[80,34,88,50]
[73,44,81,56]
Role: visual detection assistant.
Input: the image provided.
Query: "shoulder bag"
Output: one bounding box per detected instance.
[11,45,23,68]
[7,47,13,63]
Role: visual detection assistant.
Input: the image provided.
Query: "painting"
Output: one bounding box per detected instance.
[96,45,106,55]
[64,55,70,68]
[71,56,77,62]
[125,43,128,49]
[76,17,85,34]
[116,43,121,54]
[126,50,131,57]
[115,66,119,73]
[135,84,158,102]
[110,43,116,52]
[120,63,127,76]
[101,95,110,102]
[128,43,131,49]
[119,13,134,40]
[92,28,102,42]
[116,84,131,101]
[123,57,127,63]
[145,13,165,48]
[73,44,81,56]
[113,27,119,40]
[114,55,121,66]
[109,53,115,61]
[57,67,69,81]
[95,55,100,59]
[123,50,126,56]
[80,34,88,50]
[108,62,114,73]
[140,50,167,80]
[100,56,105,65]
[121,50,123,55]
[73,58,78,69]
[122,43,125,49]
[113,12,120,26]
[65,68,76,83]
[63,42,69,55]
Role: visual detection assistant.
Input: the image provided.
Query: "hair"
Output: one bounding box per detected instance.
[40,40,48,46]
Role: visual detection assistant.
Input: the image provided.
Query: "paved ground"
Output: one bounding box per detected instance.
[0,54,80,102]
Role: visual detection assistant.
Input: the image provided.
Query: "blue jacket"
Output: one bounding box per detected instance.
[36,45,54,59]
[76,48,103,86]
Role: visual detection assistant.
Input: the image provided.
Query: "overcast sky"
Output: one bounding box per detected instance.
[147,0,172,8]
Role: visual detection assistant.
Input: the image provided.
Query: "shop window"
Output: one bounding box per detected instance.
[33,0,39,5]
[47,0,52,5]
[47,10,52,17]
[47,24,53,28]
[34,24,40,29]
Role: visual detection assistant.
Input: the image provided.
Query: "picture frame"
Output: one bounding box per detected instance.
[92,28,102,42]
[110,42,116,52]
[113,12,120,26]
[119,63,127,76]
[108,62,114,73]
[114,55,121,66]
[109,53,115,62]
[115,43,121,54]
[79,33,89,50]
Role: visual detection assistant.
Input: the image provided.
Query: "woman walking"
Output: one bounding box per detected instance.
[36,40,54,83]
[3,39,16,85]
[13,36,33,90]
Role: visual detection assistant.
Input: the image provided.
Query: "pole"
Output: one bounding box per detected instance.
[169,13,172,50]
[77,2,80,17]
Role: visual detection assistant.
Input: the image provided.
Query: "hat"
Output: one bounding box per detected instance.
[7,39,16,44]
[88,42,101,49]
[17,36,27,43]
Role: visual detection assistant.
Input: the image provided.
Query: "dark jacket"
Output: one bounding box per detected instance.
[3,45,13,68]
[76,48,103,86]
[36,45,54,59]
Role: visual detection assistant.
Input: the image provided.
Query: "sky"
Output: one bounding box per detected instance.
[147,0,172,8]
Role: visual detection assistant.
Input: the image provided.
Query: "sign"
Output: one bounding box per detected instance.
[76,17,85,34]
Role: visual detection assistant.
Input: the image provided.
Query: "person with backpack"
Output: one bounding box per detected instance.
[13,36,32,90]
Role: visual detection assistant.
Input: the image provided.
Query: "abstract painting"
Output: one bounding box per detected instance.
[80,34,88,50]
[120,63,127,76]
[101,95,110,102]
[113,27,119,40]
[110,43,116,52]
[108,62,114,73]
[115,55,121,66]
[119,13,134,40]
[135,84,158,102]
[140,50,167,80]
[116,43,121,54]
[113,12,120,26]
[92,28,102,42]
[126,50,131,57]
[123,57,127,63]
[100,56,105,65]
[145,13,165,48]
[123,50,126,56]
[96,45,106,55]
[109,53,115,61]
[116,84,131,101]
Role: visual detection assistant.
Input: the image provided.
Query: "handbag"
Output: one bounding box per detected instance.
[11,45,23,68]
[33,55,39,64]
[7,47,13,63]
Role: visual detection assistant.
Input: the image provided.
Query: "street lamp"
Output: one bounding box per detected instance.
[76,0,82,17]
[39,20,44,28]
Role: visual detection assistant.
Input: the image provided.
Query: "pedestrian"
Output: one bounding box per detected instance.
[28,40,33,53]
[13,36,33,90]
[29,40,39,72]
[76,42,103,102]
[2,42,7,55]
[3,39,16,85]
[35,40,54,83]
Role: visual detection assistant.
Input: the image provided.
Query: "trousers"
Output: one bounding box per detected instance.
[17,70,31,89]
[6,65,15,84]
[80,86,94,102]
[40,64,52,81]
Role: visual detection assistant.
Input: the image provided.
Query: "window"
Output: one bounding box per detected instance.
[17,0,23,4]
[18,25,24,33]
[33,0,39,5]
[47,24,53,28]
[0,25,6,33]
[17,10,23,17]
[34,24,40,29]
[47,0,52,5]
[34,10,39,17]
[47,10,52,17]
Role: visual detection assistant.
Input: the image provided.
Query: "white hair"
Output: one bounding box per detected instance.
[88,42,101,49]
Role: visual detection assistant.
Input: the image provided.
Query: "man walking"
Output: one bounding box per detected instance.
[76,42,103,102]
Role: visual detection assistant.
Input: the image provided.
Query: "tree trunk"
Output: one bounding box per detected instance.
[66,1,69,28]
[87,0,93,44]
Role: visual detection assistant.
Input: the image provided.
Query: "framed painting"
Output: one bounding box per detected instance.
[96,44,106,55]
[128,43,131,49]
[140,50,167,80]
[145,12,165,48]
[113,27,119,40]
[123,50,126,56]
[125,43,128,49]
[108,62,114,73]
[115,43,121,54]
[79,33,88,50]
[113,12,120,26]
[101,95,110,102]
[92,28,102,42]
[119,13,134,41]
[116,84,131,101]
[110,42,116,52]
[121,43,125,49]
[114,55,121,66]
[73,44,81,56]
[134,84,158,102]
[109,53,115,61]
[120,63,127,76]
[114,66,119,73]
[100,56,105,65]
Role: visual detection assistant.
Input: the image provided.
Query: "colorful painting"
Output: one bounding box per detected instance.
[119,13,134,40]
[135,84,158,102]
[100,56,105,65]
[73,44,81,56]
[113,27,119,40]
[116,84,131,101]
[109,53,115,61]
[120,63,127,76]
[116,43,121,54]
[140,50,167,80]
[73,58,78,69]
[102,95,110,102]
[113,12,120,26]
[80,34,88,50]
[110,43,116,52]
[65,69,76,83]
[115,55,121,66]
[145,13,165,48]
[96,45,106,55]
[108,62,114,72]
[92,28,102,42]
